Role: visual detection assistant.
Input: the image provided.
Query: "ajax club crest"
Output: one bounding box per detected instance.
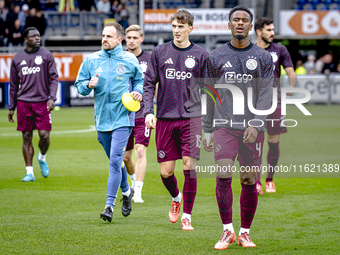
[35,55,43,65]
[185,56,196,68]
[246,57,257,70]
[116,64,126,75]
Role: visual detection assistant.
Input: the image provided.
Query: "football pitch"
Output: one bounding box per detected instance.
[0,105,339,254]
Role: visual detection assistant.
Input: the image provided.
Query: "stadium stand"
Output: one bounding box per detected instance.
[294,0,340,10]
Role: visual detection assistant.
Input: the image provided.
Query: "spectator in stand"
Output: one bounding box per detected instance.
[321,53,337,74]
[0,0,9,22]
[8,18,23,46]
[303,54,316,74]
[118,3,129,30]
[25,7,36,29]
[295,60,307,75]
[18,3,28,30]
[111,0,121,20]
[5,4,20,44]
[58,0,75,36]
[25,6,46,36]
[11,0,25,7]
[43,0,58,11]
[97,0,111,13]
[27,0,40,9]
[34,6,46,36]
[78,0,96,12]
[336,62,340,73]
[96,0,111,35]
[0,16,5,46]
[315,55,325,73]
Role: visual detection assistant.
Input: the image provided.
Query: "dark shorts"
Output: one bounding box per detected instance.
[213,128,264,167]
[155,117,202,163]
[267,108,287,135]
[126,118,151,151]
[17,100,51,132]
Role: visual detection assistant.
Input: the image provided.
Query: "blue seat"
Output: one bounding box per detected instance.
[294,4,304,10]
[297,0,308,4]
[321,0,334,4]
[308,0,320,4]
[316,3,329,9]
[164,1,176,8]
[329,3,340,9]
[304,3,317,9]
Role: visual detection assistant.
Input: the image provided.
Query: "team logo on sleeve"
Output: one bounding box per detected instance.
[140,61,148,73]
[185,56,196,68]
[116,64,126,75]
[246,57,257,70]
[35,55,43,65]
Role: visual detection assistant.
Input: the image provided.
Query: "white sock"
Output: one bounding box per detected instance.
[172,192,182,203]
[38,152,46,161]
[26,166,34,175]
[135,181,143,192]
[129,173,136,182]
[105,205,113,211]
[122,188,131,197]
[181,212,191,222]
[239,227,250,236]
[223,223,234,233]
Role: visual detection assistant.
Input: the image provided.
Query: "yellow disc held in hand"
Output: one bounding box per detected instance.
[122,92,140,112]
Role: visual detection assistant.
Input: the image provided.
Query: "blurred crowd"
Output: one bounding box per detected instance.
[295,52,340,75]
[0,0,131,46]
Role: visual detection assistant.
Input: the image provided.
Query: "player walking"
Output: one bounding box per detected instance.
[123,24,152,203]
[203,6,273,249]
[143,10,208,231]
[8,27,58,182]
[254,17,297,194]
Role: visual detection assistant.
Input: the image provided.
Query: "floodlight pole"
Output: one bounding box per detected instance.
[139,0,144,31]
[273,0,280,34]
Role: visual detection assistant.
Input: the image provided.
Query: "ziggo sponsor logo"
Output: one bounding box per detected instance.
[166,68,192,80]
[22,66,41,75]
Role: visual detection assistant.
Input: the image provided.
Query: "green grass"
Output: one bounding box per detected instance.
[0,105,339,254]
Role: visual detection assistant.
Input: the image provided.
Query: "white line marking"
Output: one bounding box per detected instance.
[0,126,96,136]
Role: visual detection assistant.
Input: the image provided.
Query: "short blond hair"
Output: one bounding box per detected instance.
[125,25,144,37]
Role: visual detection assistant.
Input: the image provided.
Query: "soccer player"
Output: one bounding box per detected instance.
[254,17,297,194]
[123,24,152,203]
[8,27,58,182]
[202,6,273,249]
[143,10,208,231]
[75,23,144,222]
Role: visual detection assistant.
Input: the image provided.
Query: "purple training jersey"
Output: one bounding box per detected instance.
[9,48,59,110]
[143,41,208,119]
[202,42,274,133]
[135,50,151,119]
[265,42,294,106]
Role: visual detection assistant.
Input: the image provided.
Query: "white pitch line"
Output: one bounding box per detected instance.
[0,126,96,137]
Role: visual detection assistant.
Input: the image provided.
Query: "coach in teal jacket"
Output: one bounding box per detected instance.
[74,23,143,222]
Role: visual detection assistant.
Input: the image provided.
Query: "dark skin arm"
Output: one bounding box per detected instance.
[243,126,258,144]
[9,99,55,123]
[8,110,15,123]
[47,99,55,111]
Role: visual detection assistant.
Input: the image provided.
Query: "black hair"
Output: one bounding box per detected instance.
[23,27,39,38]
[254,17,273,31]
[229,5,253,23]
